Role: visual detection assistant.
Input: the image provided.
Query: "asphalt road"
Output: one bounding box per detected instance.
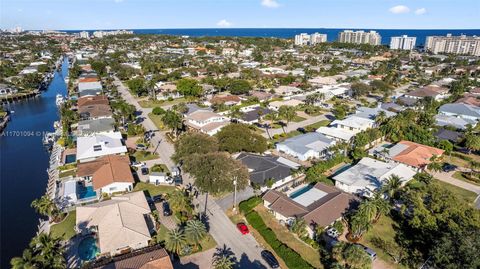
[113,77,269,268]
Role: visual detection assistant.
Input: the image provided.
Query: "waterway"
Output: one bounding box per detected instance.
[0,57,68,267]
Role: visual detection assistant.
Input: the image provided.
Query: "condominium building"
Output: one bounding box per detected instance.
[79,31,90,39]
[390,35,416,50]
[294,32,327,46]
[425,34,480,56]
[338,30,382,45]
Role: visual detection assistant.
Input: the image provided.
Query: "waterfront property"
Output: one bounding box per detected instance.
[263,182,358,238]
[92,246,173,269]
[76,131,128,162]
[75,192,153,257]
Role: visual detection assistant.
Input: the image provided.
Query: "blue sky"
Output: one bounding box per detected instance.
[1,0,479,30]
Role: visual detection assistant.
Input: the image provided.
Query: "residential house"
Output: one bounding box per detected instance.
[184,110,230,136]
[236,153,300,190]
[383,140,445,170]
[76,118,116,136]
[77,155,134,195]
[276,133,336,161]
[249,90,273,102]
[76,192,152,256]
[434,128,464,143]
[268,99,303,111]
[354,106,396,121]
[316,115,373,142]
[263,183,357,238]
[404,86,449,101]
[76,131,128,162]
[333,157,416,197]
[93,247,173,269]
[209,95,242,106]
[78,81,103,97]
[238,106,272,124]
[435,103,480,129]
[273,86,302,97]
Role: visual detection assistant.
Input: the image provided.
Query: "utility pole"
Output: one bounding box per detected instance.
[233,176,238,213]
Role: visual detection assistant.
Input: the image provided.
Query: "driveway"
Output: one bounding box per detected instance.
[215,186,256,211]
[155,201,177,230]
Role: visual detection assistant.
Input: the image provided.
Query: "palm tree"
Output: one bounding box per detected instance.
[212,245,236,269]
[10,249,37,269]
[278,105,296,132]
[381,174,402,201]
[371,192,390,222]
[185,220,207,247]
[228,106,243,120]
[358,201,377,223]
[289,217,307,238]
[31,195,59,220]
[427,155,443,172]
[165,228,187,256]
[162,109,183,137]
[167,190,189,213]
[343,244,372,269]
[346,211,371,242]
[29,233,65,268]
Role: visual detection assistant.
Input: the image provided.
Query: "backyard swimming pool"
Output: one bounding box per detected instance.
[78,236,99,261]
[78,185,97,199]
[65,154,76,164]
[289,185,314,199]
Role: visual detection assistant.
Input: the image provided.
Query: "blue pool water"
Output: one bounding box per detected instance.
[65,154,76,164]
[290,185,314,199]
[78,186,97,199]
[78,236,99,261]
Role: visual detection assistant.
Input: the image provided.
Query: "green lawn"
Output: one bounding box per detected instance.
[151,163,170,173]
[359,215,406,268]
[148,113,167,131]
[452,171,480,186]
[59,170,76,178]
[50,211,76,241]
[435,179,478,205]
[132,150,159,162]
[133,182,177,197]
[254,205,323,268]
[304,120,330,130]
[138,97,188,108]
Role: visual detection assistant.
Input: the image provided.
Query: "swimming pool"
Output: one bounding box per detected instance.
[289,185,314,199]
[65,154,76,164]
[78,236,99,261]
[78,185,97,199]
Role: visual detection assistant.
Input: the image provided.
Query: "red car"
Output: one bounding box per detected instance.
[236,223,250,235]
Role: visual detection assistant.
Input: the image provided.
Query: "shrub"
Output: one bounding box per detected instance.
[152,107,166,115]
[245,211,313,269]
[332,220,344,235]
[238,196,262,214]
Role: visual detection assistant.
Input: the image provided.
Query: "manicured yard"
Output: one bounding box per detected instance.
[148,113,167,131]
[435,179,478,205]
[155,223,217,255]
[133,182,177,197]
[50,211,76,241]
[452,171,480,186]
[304,120,330,130]
[254,205,323,268]
[132,150,159,162]
[138,97,188,108]
[359,215,405,268]
[59,169,76,178]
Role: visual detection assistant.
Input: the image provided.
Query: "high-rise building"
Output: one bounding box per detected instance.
[338,30,382,45]
[294,32,327,46]
[425,34,480,56]
[79,31,90,39]
[390,35,416,50]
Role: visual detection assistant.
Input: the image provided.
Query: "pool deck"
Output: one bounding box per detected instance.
[61,147,77,165]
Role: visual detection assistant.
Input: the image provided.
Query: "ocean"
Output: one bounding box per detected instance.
[64,28,480,46]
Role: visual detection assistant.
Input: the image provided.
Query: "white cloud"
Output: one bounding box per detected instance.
[114,0,123,3]
[415,8,427,15]
[217,19,232,27]
[389,5,410,14]
[261,0,280,8]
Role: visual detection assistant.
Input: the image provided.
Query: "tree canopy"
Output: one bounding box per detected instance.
[215,123,267,153]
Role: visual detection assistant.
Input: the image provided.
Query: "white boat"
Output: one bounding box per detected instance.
[55,94,65,106]
[64,76,69,84]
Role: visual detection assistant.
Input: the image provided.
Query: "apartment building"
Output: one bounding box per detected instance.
[338,30,381,45]
[390,35,416,50]
[425,34,480,56]
[294,32,327,46]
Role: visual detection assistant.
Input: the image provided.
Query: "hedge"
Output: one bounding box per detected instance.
[245,211,314,269]
[238,196,262,214]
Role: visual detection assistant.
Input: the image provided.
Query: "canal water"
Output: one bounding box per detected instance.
[0,58,68,267]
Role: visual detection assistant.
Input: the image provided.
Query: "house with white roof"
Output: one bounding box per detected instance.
[316,115,374,142]
[184,110,230,136]
[268,99,303,111]
[332,157,416,197]
[76,131,127,162]
[436,103,480,129]
[276,133,336,161]
[313,84,350,100]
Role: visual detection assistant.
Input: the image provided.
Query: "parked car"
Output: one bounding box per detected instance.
[355,243,377,260]
[152,195,163,203]
[326,227,339,238]
[136,144,148,150]
[236,223,249,235]
[261,250,279,268]
[442,163,457,172]
[131,161,146,168]
[141,167,149,175]
[162,202,172,216]
[146,196,155,206]
[297,127,306,133]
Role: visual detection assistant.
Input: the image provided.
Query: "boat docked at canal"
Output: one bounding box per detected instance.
[56,94,65,106]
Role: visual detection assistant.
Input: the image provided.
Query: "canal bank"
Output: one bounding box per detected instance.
[0,57,68,267]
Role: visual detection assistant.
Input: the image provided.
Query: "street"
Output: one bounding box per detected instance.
[113,76,268,268]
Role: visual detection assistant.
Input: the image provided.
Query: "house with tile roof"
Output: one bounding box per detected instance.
[76,192,152,256]
[385,140,444,170]
[77,155,134,195]
[263,183,358,238]
[184,110,230,136]
[404,86,449,101]
[93,246,173,269]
